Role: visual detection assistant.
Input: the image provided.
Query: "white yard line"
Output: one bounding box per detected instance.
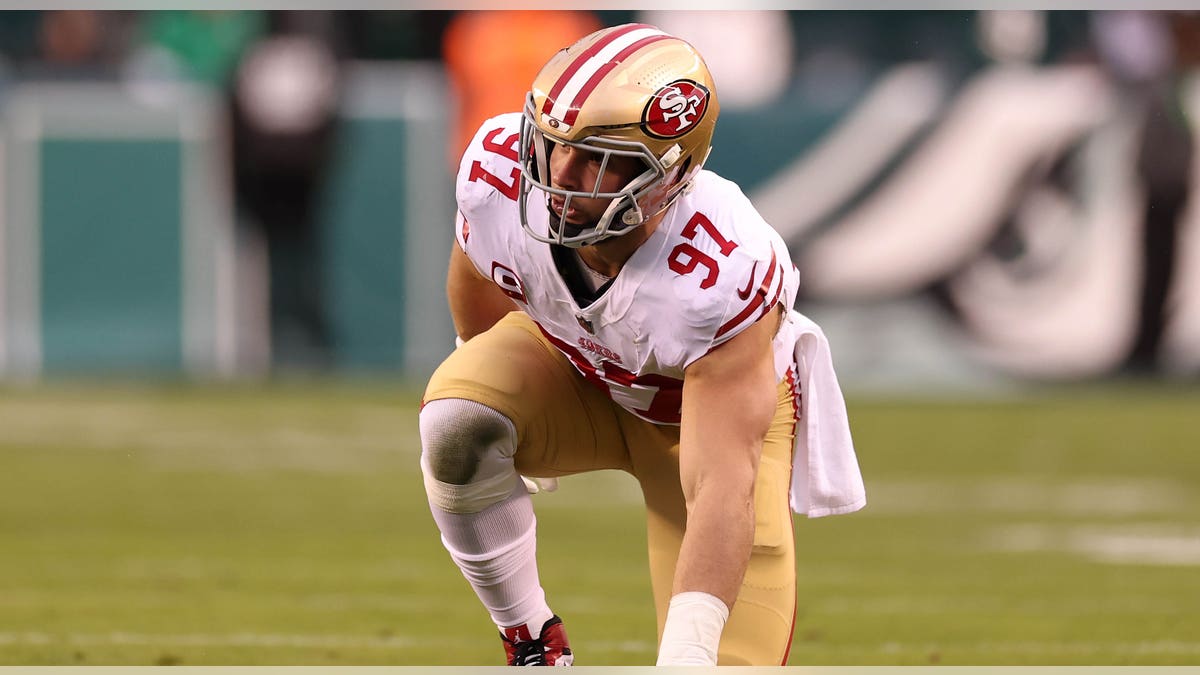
[1,632,433,649]
[812,595,1191,616]
[870,640,1200,656]
[0,631,654,654]
[866,477,1195,516]
[988,523,1200,566]
[4,631,1192,655]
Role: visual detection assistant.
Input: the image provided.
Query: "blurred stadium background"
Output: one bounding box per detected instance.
[0,9,1198,666]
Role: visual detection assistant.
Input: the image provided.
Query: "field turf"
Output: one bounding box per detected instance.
[0,382,1197,665]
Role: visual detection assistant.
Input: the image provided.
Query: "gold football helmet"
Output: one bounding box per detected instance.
[518,23,720,247]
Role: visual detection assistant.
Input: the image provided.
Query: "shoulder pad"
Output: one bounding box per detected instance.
[455,112,525,220]
[668,172,799,349]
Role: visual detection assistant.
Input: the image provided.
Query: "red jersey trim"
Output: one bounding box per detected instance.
[715,250,779,340]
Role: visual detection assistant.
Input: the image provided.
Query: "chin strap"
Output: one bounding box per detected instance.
[620,202,644,226]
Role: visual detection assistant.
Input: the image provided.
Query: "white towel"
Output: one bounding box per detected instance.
[776,311,867,518]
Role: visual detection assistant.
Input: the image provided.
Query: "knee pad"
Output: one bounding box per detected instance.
[420,398,521,514]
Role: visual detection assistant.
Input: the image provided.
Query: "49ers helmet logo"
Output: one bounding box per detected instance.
[642,79,709,139]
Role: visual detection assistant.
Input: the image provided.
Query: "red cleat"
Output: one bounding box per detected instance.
[501,615,574,666]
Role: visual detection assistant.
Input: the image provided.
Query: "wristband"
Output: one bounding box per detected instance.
[655,591,729,666]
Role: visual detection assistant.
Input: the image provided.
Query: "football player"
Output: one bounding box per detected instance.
[420,23,866,666]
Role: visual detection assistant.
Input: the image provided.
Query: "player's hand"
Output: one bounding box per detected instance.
[521,475,559,494]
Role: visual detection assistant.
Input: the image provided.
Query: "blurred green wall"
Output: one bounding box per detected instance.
[0,63,455,381]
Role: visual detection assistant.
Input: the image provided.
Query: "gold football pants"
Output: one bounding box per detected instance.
[424,311,798,665]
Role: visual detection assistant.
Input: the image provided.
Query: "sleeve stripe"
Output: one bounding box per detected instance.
[762,262,785,318]
[715,250,778,340]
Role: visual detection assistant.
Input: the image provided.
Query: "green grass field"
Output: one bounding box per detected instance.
[1,381,1198,665]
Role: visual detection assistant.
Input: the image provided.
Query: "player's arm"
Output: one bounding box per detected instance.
[660,307,781,665]
[447,241,517,341]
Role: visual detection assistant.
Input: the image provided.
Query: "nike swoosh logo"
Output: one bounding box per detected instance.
[737,261,759,300]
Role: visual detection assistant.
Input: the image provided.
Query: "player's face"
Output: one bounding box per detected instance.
[547,142,642,232]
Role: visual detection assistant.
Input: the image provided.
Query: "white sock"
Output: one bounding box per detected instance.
[431,481,555,634]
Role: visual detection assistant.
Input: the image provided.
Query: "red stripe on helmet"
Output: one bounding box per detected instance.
[561,34,672,127]
[541,23,656,119]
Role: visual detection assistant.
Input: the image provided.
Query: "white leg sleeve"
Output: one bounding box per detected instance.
[419,399,554,631]
[420,398,522,514]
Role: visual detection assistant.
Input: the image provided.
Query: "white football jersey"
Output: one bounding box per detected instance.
[455,112,797,425]
[454,113,866,516]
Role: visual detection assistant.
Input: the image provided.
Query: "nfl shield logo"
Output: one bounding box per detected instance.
[575,314,594,334]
